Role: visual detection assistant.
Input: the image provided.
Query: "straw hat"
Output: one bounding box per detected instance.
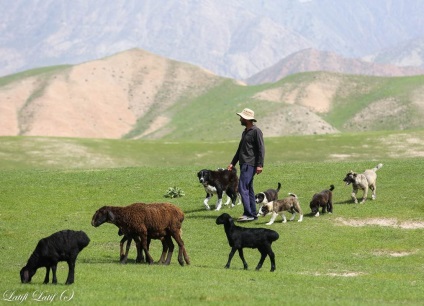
[236,108,256,122]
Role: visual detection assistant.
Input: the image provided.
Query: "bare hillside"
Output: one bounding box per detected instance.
[0,49,222,139]
[1,51,424,141]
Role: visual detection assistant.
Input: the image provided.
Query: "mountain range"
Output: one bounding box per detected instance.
[1,0,424,81]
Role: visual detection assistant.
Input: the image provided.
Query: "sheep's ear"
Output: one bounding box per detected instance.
[107,210,115,222]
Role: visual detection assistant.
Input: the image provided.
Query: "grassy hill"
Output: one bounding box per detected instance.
[1,49,424,141]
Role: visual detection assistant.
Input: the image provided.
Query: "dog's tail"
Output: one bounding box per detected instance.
[288,193,297,199]
[329,184,335,191]
[373,163,383,172]
[276,182,281,192]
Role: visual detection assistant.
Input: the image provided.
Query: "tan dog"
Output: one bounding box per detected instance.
[257,193,303,225]
[343,163,383,204]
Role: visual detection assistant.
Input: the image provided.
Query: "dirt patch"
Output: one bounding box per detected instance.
[302,271,365,277]
[379,133,424,158]
[344,98,407,131]
[253,77,339,113]
[259,104,339,137]
[372,250,417,257]
[329,153,356,160]
[335,217,424,229]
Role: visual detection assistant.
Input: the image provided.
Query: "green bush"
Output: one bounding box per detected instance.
[164,186,185,198]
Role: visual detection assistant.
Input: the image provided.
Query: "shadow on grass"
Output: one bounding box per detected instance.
[81,256,165,265]
[335,199,355,205]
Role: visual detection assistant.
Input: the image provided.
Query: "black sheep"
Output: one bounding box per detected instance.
[20,230,90,285]
[216,213,279,272]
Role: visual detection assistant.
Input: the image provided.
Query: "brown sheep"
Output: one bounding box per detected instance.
[91,202,190,266]
[118,229,169,264]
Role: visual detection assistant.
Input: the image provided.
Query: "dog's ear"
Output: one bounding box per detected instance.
[353,173,357,178]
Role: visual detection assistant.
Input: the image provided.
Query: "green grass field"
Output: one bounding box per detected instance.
[1,133,423,305]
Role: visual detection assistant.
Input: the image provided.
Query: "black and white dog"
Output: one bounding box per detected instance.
[197,168,239,211]
[255,182,281,204]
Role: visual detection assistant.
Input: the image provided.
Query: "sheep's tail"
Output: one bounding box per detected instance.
[269,231,279,242]
[288,193,297,198]
[276,182,281,192]
[373,163,383,172]
[329,185,335,191]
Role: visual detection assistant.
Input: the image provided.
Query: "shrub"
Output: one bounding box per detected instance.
[164,186,185,198]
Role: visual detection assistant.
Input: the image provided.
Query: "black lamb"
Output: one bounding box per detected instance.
[216,213,279,272]
[20,230,90,285]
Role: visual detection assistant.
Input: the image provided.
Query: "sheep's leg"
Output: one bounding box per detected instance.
[238,248,248,270]
[131,236,146,263]
[225,247,237,269]
[162,235,174,265]
[52,264,58,284]
[268,246,276,272]
[120,236,131,264]
[43,267,51,284]
[65,260,76,285]
[255,247,268,271]
[171,230,190,266]
[137,234,154,264]
[256,245,276,272]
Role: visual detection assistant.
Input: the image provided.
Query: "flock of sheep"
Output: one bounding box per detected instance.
[20,163,382,284]
[20,202,191,285]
